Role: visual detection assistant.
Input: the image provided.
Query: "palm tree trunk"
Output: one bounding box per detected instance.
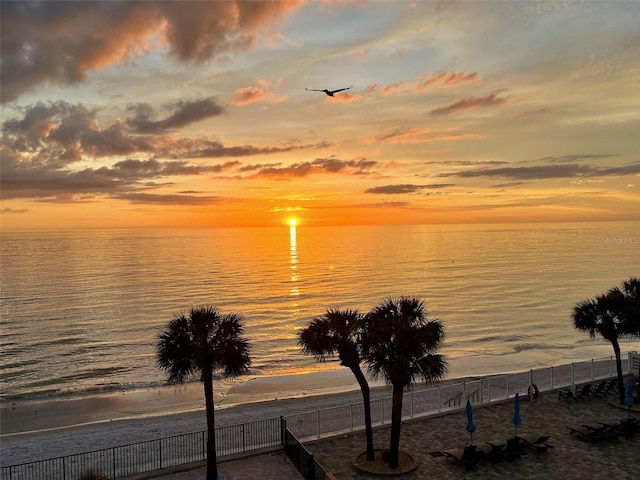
[203,368,218,480]
[350,366,374,461]
[388,385,404,469]
[611,338,625,405]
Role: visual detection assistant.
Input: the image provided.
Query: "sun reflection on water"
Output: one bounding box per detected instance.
[289,225,299,296]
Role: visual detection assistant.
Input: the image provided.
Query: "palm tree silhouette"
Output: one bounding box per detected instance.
[572,279,638,405]
[298,308,375,461]
[362,297,446,469]
[157,306,251,480]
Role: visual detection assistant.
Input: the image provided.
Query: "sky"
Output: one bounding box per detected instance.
[1,0,639,229]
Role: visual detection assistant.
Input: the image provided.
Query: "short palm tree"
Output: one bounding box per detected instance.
[157,306,251,480]
[609,277,640,398]
[362,297,446,469]
[572,278,638,405]
[298,309,375,461]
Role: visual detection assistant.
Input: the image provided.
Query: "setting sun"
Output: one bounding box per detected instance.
[288,218,298,227]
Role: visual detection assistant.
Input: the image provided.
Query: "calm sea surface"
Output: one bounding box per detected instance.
[1,222,638,402]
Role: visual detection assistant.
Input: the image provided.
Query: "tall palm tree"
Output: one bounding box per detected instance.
[611,277,640,398]
[157,306,251,480]
[298,309,375,461]
[572,279,638,405]
[362,297,446,469]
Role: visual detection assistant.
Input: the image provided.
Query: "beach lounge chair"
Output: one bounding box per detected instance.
[567,425,604,443]
[442,445,478,470]
[605,378,618,393]
[591,381,608,397]
[558,389,575,400]
[575,383,593,399]
[582,423,620,441]
[476,443,504,463]
[618,417,639,438]
[516,434,555,454]
[487,437,525,461]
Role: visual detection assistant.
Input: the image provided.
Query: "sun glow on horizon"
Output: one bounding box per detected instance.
[288,218,298,227]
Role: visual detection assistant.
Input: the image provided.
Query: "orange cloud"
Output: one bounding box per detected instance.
[415,71,481,90]
[325,93,356,104]
[229,79,287,105]
[382,83,404,95]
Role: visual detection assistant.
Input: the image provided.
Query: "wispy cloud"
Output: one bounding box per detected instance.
[113,192,225,205]
[430,92,508,116]
[539,154,616,163]
[367,127,482,144]
[365,184,454,194]
[415,71,481,90]
[437,161,640,180]
[126,99,225,133]
[241,157,377,178]
[0,208,30,214]
[155,139,332,159]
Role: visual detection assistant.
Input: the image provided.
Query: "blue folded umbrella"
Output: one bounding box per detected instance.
[466,399,476,443]
[513,393,522,435]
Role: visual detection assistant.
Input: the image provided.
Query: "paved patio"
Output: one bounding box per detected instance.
[306,389,639,480]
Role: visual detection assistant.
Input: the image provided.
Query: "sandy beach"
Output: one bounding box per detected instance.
[1,342,626,437]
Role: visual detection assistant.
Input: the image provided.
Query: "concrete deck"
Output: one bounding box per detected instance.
[307,389,639,480]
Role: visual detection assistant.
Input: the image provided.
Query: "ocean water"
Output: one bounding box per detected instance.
[1,222,638,402]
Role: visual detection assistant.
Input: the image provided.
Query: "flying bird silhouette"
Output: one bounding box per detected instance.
[305,87,350,97]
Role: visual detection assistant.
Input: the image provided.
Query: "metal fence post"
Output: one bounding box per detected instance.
[610,356,614,376]
[280,416,286,446]
[242,423,246,452]
[316,410,321,439]
[350,403,354,431]
[410,390,414,418]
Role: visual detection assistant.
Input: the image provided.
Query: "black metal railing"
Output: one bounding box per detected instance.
[283,424,327,480]
[1,417,282,480]
[1,353,635,480]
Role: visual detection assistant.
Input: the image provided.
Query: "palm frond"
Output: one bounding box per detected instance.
[362,296,446,388]
[156,305,251,383]
[298,309,363,366]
